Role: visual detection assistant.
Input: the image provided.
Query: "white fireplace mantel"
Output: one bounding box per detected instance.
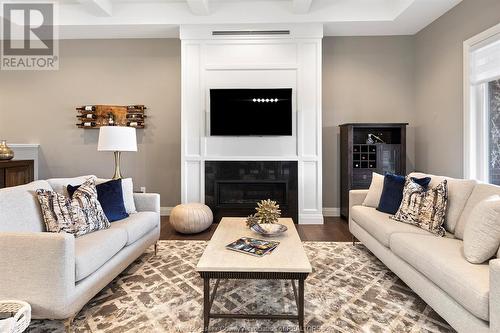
[180,24,323,224]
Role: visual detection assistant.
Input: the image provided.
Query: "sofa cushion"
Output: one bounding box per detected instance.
[109,211,159,245]
[97,178,136,214]
[75,227,127,281]
[363,172,384,208]
[37,179,110,237]
[456,183,500,240]
[0,180,52,232]
[409,172,476,234]
[377,173,406,215]
[390,233,490,321]
[68,179,129,222]
[47,175,96,196]
[463,195,500,263]
[351,206,432,247]
[377,174,431,215]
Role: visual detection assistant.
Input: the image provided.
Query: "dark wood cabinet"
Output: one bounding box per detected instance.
[339,123,408,219]
[0,160,34,189]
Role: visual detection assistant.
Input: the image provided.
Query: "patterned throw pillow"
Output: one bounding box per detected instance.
[36,178,109,237]
[418,180,448,236]
[392,178,447,236]
[392,178,424,225]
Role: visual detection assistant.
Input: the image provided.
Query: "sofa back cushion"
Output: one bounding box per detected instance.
[409,172,476,234]
[463,195,500,263]
[456,183,500,240]
[47,175,95,196]
[0,180,53,232]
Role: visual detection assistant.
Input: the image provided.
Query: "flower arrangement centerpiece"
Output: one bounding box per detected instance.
[246,199,287,236]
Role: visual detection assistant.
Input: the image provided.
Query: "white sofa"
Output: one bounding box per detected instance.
[0,177,160,320]
[349,172,500,333]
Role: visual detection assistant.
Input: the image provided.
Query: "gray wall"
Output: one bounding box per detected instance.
[322,36,416,208]
[414,0,500,177]
[0,39,181,206]
[0,36,416,209]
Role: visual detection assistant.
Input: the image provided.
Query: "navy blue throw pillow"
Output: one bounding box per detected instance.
[68,179,129,222]
[377,174,431,215]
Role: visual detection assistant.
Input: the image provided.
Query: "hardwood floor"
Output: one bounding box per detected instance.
[160,216,353,242]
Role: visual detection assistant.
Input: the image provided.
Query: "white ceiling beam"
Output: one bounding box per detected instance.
[186,0,210,16]
[292,0,312,14]
[78,0,113,17]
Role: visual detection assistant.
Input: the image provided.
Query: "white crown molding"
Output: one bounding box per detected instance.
[77,0,113,17]
[186,0,210,16]
[292,0,312,14]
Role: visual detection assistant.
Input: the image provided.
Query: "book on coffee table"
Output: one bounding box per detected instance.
[226,237,280,257]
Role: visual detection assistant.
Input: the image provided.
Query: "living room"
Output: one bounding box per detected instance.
[1,0,500,332]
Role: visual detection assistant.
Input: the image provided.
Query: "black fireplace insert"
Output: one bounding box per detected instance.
[205,161,298,223]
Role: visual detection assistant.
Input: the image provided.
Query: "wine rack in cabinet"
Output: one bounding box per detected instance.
[339,123,408,219]
[76,105,147,129]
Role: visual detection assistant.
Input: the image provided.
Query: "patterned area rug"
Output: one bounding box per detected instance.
[29,241,455,333]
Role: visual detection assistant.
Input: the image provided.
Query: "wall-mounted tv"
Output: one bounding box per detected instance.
[210,88,293,136]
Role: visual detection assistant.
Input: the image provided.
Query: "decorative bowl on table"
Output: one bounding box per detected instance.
[250,223,288,237]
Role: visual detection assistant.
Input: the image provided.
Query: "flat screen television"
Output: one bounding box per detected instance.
[210,88,293,136]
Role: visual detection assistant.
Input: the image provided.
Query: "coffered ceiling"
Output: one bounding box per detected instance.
[3,0,463,38]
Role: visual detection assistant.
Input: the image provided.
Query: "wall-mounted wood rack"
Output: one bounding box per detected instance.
[76,105,147,129]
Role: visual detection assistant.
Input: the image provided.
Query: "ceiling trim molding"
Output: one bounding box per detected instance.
[292,0,312,14]
[77,0,113,16]
[186,0,210,16]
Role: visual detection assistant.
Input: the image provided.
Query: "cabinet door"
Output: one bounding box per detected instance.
[378,145,401,175]
[5,166,31,187]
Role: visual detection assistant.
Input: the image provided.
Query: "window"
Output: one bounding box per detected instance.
[489,80,500,184]
[464,24,500,184]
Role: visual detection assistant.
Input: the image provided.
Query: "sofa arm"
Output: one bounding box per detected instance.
[133,193,160,213]
[349,190,368,224]
[0,232,75,315]
[349,190,368,208]
[491,259,500,332]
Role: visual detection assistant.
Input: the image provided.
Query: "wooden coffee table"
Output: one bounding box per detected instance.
[196,217,312,333]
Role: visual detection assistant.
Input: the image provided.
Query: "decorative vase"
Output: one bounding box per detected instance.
[0,140,14,160]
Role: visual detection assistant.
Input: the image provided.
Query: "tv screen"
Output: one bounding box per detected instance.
[210,88,292,136]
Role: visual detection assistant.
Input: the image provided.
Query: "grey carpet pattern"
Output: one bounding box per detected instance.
[29,241,455,332]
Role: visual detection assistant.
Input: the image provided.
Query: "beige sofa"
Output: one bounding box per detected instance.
[0,176,160,320]
[349,172,500,333]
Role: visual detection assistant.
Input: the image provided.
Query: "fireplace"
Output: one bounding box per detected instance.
[205,161,298,223]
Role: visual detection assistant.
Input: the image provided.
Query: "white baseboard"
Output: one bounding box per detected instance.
[161,206,341,218]
[322,207,340,217]
[160,207,173,216]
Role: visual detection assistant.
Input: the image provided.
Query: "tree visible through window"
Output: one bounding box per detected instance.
[490,80,500,185]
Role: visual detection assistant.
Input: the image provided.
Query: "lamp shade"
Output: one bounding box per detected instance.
[98,126,137,152]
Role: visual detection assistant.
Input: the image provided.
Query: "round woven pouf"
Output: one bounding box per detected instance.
[170,203,213,234]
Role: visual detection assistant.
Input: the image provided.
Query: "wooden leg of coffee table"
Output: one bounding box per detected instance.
[298,278,305,333]
[203,277,210,333]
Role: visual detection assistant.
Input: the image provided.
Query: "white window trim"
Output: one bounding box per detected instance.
[463,22,500,181]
